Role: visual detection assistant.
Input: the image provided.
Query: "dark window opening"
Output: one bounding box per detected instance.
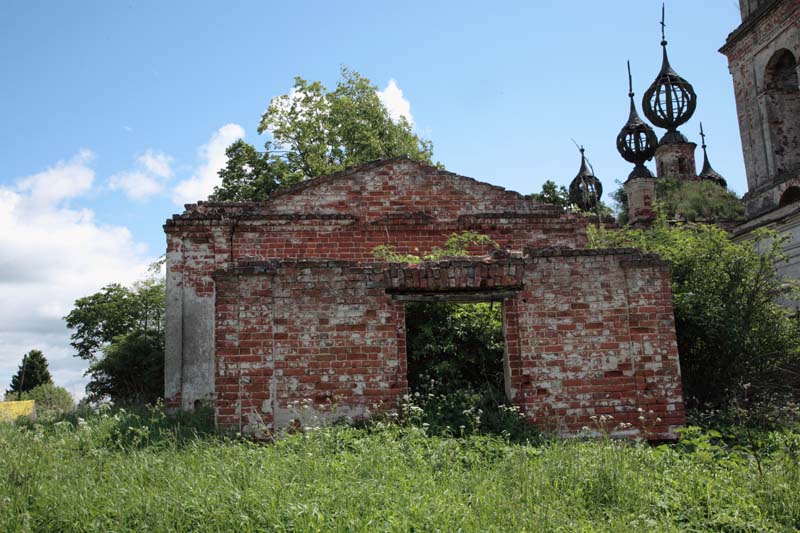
[765,49,799,93]
[779,186,800,207]
[678,157,688,174]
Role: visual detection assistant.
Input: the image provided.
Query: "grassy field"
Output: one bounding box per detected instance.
[1,407,799,532]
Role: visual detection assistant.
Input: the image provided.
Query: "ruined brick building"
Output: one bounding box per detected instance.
[164,1,800,439]
[165,159,685,438]
[162,4,800,440]
[723,0,800,292]
[619,0,799,294]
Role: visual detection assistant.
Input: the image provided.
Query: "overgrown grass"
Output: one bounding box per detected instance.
[1,406,799,532]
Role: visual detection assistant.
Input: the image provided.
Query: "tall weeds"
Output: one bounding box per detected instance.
[1,405,798,532]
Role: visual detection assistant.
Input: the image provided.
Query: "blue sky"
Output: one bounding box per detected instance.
[0,1,745,397]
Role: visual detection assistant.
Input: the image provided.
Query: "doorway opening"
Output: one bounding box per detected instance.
[402,300,526,437]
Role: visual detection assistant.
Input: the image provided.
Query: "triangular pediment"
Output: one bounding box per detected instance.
[258,157,551,221]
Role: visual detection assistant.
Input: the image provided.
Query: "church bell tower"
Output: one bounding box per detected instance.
[720,0,800,217]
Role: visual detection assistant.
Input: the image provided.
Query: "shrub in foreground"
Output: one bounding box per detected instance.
[4,383,74,418]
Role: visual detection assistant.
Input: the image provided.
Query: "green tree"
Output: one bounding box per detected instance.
[64,279,165,362]
[610,183,629,225]
[85,330,164,405]
[530,180,569,207]
[212,139,288,201]
[531,179,613,216]
[7,350,52,396]
[405,302,504,393]
[212,67,435,201]
[65,276,165,404]
[6,383,74,416]
[589,217,800,406]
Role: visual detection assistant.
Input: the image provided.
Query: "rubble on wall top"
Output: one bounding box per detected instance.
[213,247,669,278]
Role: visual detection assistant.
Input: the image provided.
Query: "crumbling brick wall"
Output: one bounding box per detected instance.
[165,158,685,439]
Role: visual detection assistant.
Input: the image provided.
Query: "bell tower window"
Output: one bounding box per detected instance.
[763,49,800,177]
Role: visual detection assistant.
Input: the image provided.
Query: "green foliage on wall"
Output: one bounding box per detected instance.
[612,179,744,225]
[655,178,744,222]
[589,217,800,406]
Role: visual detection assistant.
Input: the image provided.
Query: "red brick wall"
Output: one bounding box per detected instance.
[215,262,405,432]
[509,251,684,438]
[166,158,685,439]
[210,253,683,439]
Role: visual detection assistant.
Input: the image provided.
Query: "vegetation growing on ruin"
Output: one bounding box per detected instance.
[654,178,745,221]
[373,232,527,438]
[611,179,744,225]
[589,217,800,408]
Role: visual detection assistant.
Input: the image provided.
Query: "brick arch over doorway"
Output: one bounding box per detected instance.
[165,158,685,439]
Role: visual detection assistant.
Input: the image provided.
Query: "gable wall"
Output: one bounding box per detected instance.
[164,163,592,410]
[265,159,537,219]
[165,160,684,439]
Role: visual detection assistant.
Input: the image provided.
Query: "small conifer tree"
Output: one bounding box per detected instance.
[7,350,53,397]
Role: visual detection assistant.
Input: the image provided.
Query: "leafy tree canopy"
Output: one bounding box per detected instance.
[530,180,569,208]
[212,67,435,201]
[65,273,165,405]
[64,279,165,362]
[530,179,613,216]
[85,330,164,406]
[7,349,52,396]
[589,217,800,406]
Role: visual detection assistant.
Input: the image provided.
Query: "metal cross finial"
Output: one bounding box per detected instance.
[627,60,634,98]
[660,3,667,45]
[700,122,707,149]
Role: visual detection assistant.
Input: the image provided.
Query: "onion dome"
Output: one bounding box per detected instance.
[569,147,603,211]
[642,6,697,144]
[698,123,727,188]
[617,62,658,181]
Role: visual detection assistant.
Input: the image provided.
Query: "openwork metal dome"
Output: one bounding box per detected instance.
[569,147,603,211]
[698,123,727,188]
[617,62,658,180]
[642,7,697,143]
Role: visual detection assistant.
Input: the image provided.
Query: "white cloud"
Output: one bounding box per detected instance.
[109,171,164,201]
[171,123,245,205]
[0,152,152,398]
[109,149,173,201]
[138,150,173,179]
[377,79,414,126]
[16,149,95,208]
